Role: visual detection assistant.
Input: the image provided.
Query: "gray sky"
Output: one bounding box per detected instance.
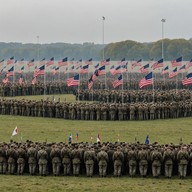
[1,0,192,44]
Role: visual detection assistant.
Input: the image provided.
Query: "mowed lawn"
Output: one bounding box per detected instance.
[0,115,192,144]
[0,93,192,192]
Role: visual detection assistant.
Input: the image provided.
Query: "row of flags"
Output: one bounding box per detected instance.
[1,56,189,69]
[11,127,151,145]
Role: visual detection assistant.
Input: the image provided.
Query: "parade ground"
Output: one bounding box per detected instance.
[0,93,192,191]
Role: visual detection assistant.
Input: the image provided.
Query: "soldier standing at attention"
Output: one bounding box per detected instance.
[177,146,189,179]
[84,146,96,177]
[37,146,48,176]
[50,144,61,176]
[97,146,109,177]
[113,146,124,177]
[27,143,37,175]
[163,146,175,178]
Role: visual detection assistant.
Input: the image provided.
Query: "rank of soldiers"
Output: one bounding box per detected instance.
[0,95,192,120]
[0,141,191,178]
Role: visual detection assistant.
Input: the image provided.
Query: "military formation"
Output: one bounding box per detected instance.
[0,88,192,120]
[76,89,192,103]
[0,141,192,178]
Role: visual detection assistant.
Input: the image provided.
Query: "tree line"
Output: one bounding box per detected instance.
[0,38,192,61]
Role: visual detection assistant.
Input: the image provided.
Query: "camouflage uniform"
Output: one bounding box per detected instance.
[84,147,96,177]
[27,144,37,175]
[37,146,48,176]
[112,146,124,177]
[177,146,189,179]
[97,147,109,177]
[17,146,26,175]
[61,145,71,175]
[50,145,61,176]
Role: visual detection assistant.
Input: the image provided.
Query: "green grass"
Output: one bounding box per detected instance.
[0,115,192,144]
[0,94,76,102]
[0,175,192,192]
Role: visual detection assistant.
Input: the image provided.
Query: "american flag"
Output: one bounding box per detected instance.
[94,63,99,69]
[132,59,142,69]
[118,58,126,66]
[34,65,45,77]
[92,69,99,81]
[67,74,79,87]
[19,58,25,65]
[98,65,106,76]
[112,75,123,88]
[85,58,92,65]
[80,64,89,74]
[110,65,115,74]
[2,75,9,84]
[7,56,14,65]
[139,72,153,88]
[31,77,36,85]
[169,67,178,78]
[111,65,123,75]
[58,57,68,67]
[27,59,35,67]
[7,66,14,76]
[52,66,59,75]
[46,57,54,67]
[186,59,192,70]
[88,75,93,89]
[171,56,182,67]
[0,59,4,66]
[19,66,24,74]
[140,64,149,73]
[40,58,46,65]
[182,73,192,86]
[161,66,169,75]
[152,58,163,70]
[178,65,186,73]
[100,58,110,66]
[18,75,24,85]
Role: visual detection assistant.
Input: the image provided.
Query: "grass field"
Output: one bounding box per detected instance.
[0,94,76,103]
[0,115,192,144]
[0,94,192,192]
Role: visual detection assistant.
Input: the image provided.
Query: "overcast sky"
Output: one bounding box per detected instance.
[1,0,192,44]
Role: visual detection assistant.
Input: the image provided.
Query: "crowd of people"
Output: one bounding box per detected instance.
[0,141,191,178]
[76,89,192,103]
[0,95,192,120]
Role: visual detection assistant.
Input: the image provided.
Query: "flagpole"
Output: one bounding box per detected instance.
[102,16,107,90]
[78,70,80,102]
[122,70,124,103]
[152,71,155,103]
[44,64,46,101]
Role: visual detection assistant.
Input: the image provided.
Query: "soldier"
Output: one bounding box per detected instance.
[138,145,149,177]
[37,146,48,176]
[27,143,37,175]
[61,144,71,176]
[127,146,137,177]
[97,146,109,177]
[7,144,17,174]
[50,144,61,176]
[112,146,124,177]
[84,146,96,177]
[17,145,26,175]
[151,147,162,178]
[0,143,7,174]
[177,146,189,179]
[163,146,175,178]
[71,145,81,176]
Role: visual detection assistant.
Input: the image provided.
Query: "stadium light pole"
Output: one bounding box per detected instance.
[102,16,105,60]
[161,19,166,59]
